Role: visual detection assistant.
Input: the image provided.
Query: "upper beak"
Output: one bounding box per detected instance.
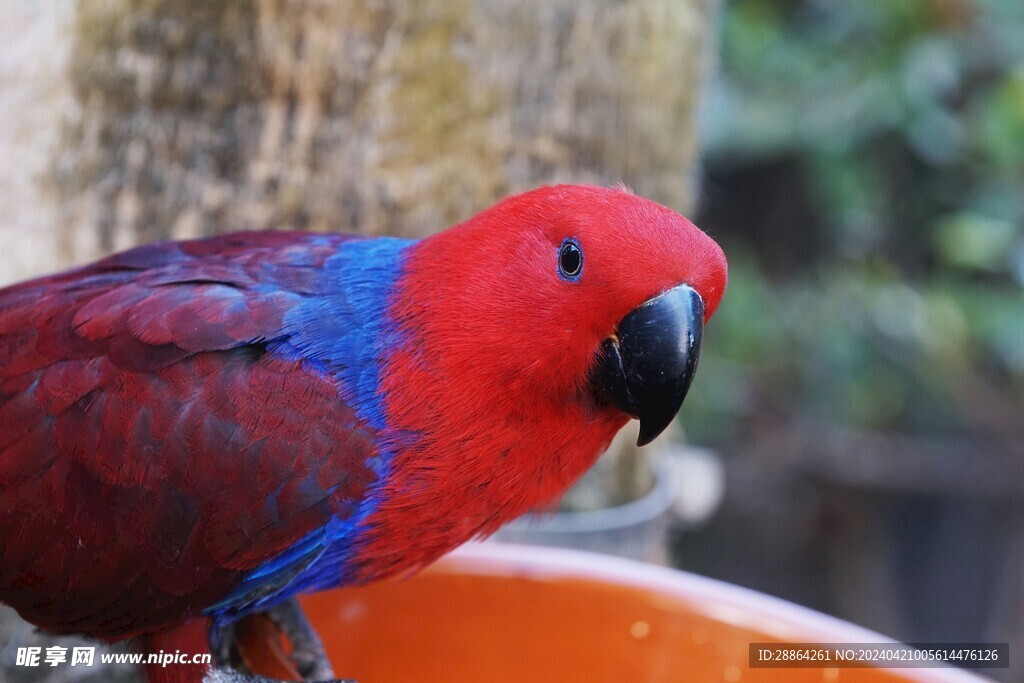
[589,284,705,446]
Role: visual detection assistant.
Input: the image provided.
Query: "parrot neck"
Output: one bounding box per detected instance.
[253,236,419,596]
[271,230,626,589]
[342,233,630,583]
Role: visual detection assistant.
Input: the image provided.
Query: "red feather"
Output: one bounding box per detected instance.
[0,233,377,638]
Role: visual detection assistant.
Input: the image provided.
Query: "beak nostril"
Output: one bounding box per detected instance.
[591,336,639,417]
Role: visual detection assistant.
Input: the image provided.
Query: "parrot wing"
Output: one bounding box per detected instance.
[0,232,381,638]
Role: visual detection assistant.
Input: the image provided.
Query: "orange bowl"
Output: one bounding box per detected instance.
[242,543,987,683]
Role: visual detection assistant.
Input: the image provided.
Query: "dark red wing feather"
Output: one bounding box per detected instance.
[0,232,377,638]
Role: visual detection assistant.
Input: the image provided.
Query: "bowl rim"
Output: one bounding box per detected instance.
[430,542,992,683]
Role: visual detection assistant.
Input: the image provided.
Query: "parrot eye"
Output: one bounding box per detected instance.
[558,238,583,281]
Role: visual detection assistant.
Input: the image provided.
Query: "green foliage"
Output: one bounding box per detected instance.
[690,0,1024,442]
[705,0,1024,270]
[689,256,1024,443]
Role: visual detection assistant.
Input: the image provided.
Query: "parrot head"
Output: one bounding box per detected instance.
[395,184,727,447]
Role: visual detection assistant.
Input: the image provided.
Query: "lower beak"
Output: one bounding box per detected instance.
[589,284,705,446]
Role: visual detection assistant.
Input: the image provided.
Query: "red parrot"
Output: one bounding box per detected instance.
[0,184,727,681]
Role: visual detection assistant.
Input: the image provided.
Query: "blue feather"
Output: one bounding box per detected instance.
[208,236,415,621]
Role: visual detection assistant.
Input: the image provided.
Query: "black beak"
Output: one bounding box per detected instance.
[589,284,705,446]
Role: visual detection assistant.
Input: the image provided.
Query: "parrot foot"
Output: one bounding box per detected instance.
[264,598,335,681]
[212,598,347,682]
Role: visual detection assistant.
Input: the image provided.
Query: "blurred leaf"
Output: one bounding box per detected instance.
[933,212,1017,271]
[696,0,1024,444]
[974,69,1024,170]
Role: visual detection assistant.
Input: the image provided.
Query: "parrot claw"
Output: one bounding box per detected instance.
[264,599,335,681]
[211,598,346,682]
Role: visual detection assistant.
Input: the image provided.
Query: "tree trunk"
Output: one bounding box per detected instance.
[1,0,715,283]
